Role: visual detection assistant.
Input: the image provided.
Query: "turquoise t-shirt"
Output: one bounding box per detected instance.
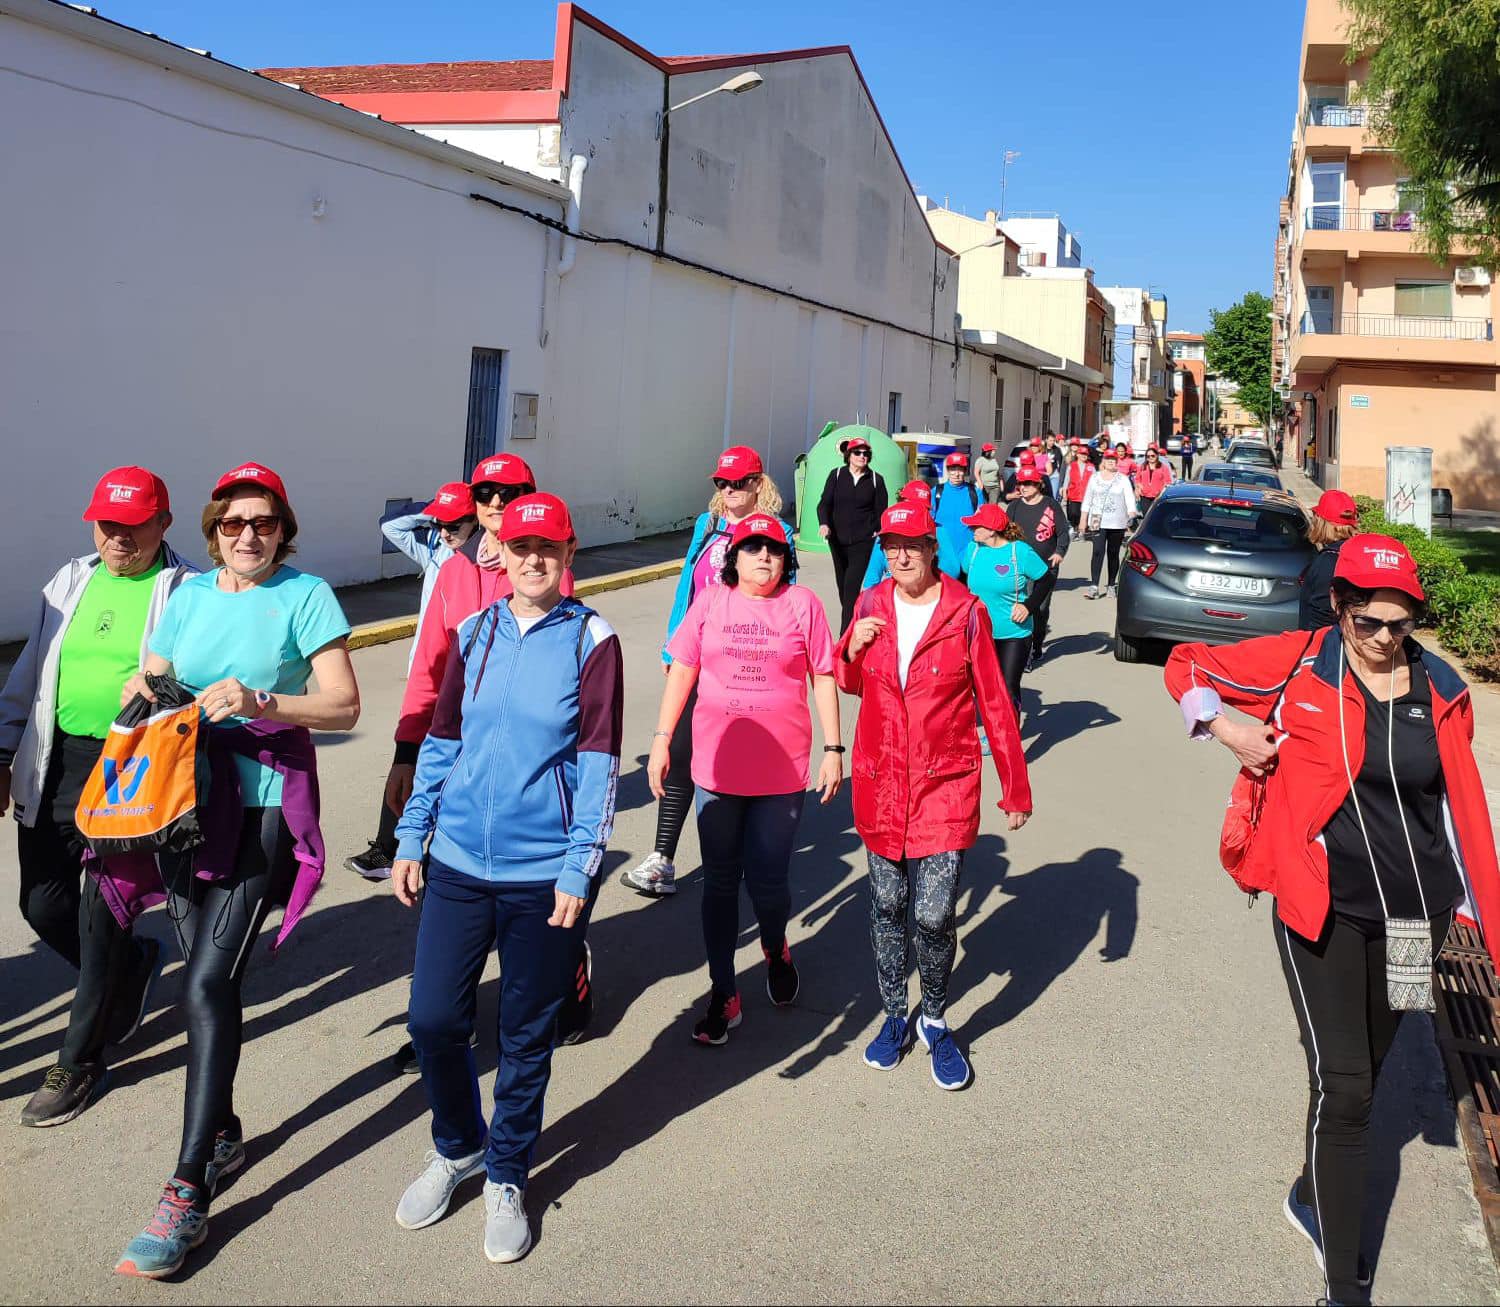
[149,566,351,806]
[963,540,1050,639]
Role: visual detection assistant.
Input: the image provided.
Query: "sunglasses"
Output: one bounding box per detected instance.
[713,475,760,492]
[472,483,529,506]
[1349,614,1417,640]
[216,515,281,537]
[738,539,788,557]
[848,448,871,457]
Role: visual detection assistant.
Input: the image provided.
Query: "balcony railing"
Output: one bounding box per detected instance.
[1298,313,1493,341]
[1305,103,1367,128]
[1303,207,1422,233]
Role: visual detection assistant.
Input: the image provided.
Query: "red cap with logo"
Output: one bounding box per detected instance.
[1016,466,1044,484]
[879,503,938,539]
[1313,490,1359,526]
[1334,533,1425,601]
[961,503,1010,532]
[470,453,535,487]
[714,445,764,479]
[945,452,969,469]
[82,466,170,525]
[728,514,789,549]
[213,461,289,505]
[898,479,932,504]
[841,435,873,455]
[981,442,996,454]
[499,492,575,543]
[1030,438,1043,449]
[1018,452,1037,467]
[422,482,476,523]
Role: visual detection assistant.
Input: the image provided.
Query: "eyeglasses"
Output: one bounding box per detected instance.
[472,483,529,506]
[848,449,870,457]
[738,540,788,558]
[1349,614,1417,640]
[216,515,281,537]
[881,539,932,555]
[713,475,759,492]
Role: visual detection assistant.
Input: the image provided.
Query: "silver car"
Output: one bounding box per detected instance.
[1194,461,1284,493]
[1114,482,1313,661]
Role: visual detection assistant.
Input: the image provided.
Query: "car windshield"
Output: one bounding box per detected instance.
[1227,445,1275,464]
[1200,466,1280,488]
[1153,498,1307,552]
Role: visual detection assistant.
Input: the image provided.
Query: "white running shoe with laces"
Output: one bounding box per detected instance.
[620,851,677,896]
[483,1181,533,1262]
[396,1148,485,1230]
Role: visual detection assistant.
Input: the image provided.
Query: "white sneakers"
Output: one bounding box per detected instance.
[396,1150,532,1264]
[619,850,677,896]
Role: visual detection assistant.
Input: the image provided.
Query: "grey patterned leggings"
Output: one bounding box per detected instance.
[867,850,964,1022]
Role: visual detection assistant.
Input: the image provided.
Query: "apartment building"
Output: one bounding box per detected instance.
[1168,331,1205,433]
[1100,287,1172,441]
[999,214,1084,270]
[1277,0,1500,507]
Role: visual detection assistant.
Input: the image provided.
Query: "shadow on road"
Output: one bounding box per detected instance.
[1020,692,1121,765]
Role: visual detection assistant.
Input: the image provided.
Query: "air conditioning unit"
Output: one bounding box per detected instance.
[1455,265,1492,287]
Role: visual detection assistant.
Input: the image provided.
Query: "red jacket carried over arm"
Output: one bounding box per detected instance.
[836,576,1031,861]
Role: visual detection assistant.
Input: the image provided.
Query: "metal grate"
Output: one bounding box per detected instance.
[1433,922,1500,1264]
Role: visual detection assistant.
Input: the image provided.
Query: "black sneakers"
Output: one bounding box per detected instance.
[345,842,394,880]
[764,939,799,1006]
[692,991,743,1046]
[19,1063,107,1127]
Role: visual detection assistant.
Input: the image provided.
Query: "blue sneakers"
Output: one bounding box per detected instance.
[862,1014,912,1070]
[916,1018,972,1091]
[1283,1180,1372,1288]
[115,1179,209,1279]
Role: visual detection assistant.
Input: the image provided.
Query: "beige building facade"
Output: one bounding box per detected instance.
[1276,0,1500,508]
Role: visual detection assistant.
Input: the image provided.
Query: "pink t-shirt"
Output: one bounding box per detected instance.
[690,520,734,601]
[667,583,836,796]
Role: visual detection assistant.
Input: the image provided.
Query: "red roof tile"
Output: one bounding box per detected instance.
[256,60,554,95]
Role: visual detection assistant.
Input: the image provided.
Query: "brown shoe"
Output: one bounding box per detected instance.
[19,1063,107,1127]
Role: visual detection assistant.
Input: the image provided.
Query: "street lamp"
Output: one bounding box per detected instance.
[657,71,763,137]
[999,148,1021,220]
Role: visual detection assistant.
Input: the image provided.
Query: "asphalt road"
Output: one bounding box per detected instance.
[1,549,1495,1305]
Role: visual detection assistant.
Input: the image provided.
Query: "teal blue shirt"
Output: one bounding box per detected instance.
[149,566,350,805]
[963,540,1050,639]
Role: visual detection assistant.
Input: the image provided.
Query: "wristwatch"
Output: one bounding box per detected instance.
[824,745,846,754]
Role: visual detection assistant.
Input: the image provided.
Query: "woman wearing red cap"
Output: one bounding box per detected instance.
[974,443,1003,504]
[961,504,1050,711]
[391,491,623,1264]
[622,446,795,899]
[1135,446,1172,512]
[817,435,890,632]
[838,502,1032,1091]
[1298,491,1360,631]
[1062,442,1094,533]
[113,463,359,1278]
[1079,448,1138,599]
[931,453,978,579]
[1163,533,1500,1306]
[649,514,840,1046]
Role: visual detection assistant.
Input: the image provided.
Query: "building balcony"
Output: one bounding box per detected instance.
[1290,313,1497,372]
[1305,104,1365,128]
[1299,207,1428,258]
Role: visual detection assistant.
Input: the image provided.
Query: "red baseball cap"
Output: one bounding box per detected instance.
[945,453,969,469]
[1029,438,1043,449]
[714,445,764,479]
[1334,533,1425,601]
[1313,490,1359,526]
[961,503,1010,532]
[470,453,535,487]
[213,461,289,505]
[841,435,873,455]
[82,466,169,525]
[499,491,574,543]
[728,514,789,548]
[1016,467,1044,484]
[1019,452,1037,467]
[879,503,938,539]
[422,482,475,523]
[981,442,996,454]
[898,479,931,504]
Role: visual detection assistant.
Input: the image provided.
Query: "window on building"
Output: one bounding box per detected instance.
[1308,162,1345,230]
[993,377,1005,442]
[1022,397,1033,440]
[1394,280,1451,318]
[463,347,506,474]
[887,391,903,434]
[1042,399,1051,432]
[1138,355,1149,383]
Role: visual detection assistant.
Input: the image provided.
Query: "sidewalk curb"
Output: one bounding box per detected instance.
[346,559,684,651]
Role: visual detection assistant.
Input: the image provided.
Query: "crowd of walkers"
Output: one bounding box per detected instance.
[2,434,1494,1306]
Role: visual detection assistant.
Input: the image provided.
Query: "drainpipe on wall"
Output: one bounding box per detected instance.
[557,153,588,277]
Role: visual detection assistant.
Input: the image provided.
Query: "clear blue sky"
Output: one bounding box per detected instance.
[94,0,1306,334]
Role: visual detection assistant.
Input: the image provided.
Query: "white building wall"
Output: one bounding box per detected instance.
[409,122,564,180]
[0,12,555,638]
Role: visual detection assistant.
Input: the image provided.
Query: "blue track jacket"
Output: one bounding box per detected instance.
[395,596,624,899]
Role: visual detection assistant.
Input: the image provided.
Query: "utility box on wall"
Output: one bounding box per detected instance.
[1385,445,1433,536]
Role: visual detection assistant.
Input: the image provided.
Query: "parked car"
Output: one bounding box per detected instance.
[1113,482,1314,662]
[1194,461,1284,492]
[1224,440,1278,469]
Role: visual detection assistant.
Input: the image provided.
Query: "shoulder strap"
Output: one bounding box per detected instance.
[576,608,590,669]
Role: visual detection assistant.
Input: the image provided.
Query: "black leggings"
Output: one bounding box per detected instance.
[994,637,1029,710]
[163,807,295,1188]
[1090,529,1126,587]
[829,537,875,634]
[653,684,698,861]
[1275,910,1453,1304]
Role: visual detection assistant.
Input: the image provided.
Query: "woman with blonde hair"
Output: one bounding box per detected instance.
[1299,491,1361,630]
[620,446,797,898]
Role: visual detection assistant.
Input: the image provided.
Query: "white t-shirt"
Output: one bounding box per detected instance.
[893,590,940,688]
[514,612,546,636]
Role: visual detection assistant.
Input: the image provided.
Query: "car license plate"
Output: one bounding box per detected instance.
[1187,570,1269,598]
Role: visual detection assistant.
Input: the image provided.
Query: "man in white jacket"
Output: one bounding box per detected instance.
[0,466,196,1126]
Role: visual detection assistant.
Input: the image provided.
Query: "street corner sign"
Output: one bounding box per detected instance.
[1350,394,1370,408]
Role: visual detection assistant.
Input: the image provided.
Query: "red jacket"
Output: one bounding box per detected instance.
[1164,626,1500,953]
[835,575,1032,860]
[1136,463,1173,498]
[395,535,575,750]
[1064,461,1093,503]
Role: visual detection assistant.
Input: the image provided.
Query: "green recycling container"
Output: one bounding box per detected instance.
[794,423,909,554]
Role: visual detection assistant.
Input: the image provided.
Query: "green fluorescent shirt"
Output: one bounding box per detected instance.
[55,558,163,738]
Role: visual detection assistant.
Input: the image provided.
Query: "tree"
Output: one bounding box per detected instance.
[1204,292,1281,425]
[1183,413,1201,436]
[1345,0,1500,270]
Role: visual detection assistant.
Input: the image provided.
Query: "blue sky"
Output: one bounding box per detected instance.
[94,0,1307,334]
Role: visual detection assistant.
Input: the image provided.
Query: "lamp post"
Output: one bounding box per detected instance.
[655,71,764,251]
[999,148,1021,220]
